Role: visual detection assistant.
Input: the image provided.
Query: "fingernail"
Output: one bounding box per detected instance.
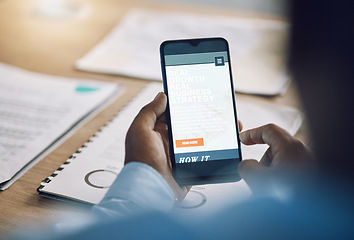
[154,92,163,100]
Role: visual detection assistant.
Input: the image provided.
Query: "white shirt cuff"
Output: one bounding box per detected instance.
[92,162,175,218]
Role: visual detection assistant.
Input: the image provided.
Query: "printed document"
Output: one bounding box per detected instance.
[76,8,290,95]
[0,63,121,190]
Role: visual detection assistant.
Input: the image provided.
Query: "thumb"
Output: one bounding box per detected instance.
[134,92,167,129]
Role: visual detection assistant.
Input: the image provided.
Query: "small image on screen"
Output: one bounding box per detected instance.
[165,51,240,165]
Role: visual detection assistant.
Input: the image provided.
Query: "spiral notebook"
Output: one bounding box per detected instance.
[38,82,303,212]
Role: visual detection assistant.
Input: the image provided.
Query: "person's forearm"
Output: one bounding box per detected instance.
[92,162,175,219]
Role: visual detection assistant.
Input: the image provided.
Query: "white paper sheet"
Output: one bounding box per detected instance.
[76,8,290,96]
[0,63,121,190]
[39,83,303,213]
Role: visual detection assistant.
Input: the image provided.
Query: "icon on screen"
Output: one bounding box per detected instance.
[215,56,225,66]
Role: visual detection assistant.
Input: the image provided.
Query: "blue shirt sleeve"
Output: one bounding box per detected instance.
[92,162,176,219]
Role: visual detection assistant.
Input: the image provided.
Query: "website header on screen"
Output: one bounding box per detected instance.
[165,51,240,164]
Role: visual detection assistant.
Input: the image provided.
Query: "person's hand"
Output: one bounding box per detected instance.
[125,92,188,201]
[238,124,316,199]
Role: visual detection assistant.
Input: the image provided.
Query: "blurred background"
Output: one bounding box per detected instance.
[151,0,289,16]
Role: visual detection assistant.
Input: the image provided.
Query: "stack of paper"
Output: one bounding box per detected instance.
[0,63,122,190]
[76,8,290,96]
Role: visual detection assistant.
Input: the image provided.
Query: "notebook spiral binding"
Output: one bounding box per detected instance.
[36,90,139,193]
[37,135,97,192]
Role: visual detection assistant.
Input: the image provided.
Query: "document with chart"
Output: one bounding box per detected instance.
[0,63,121,190]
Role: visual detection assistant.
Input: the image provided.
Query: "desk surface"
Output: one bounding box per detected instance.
[0,0,307,237]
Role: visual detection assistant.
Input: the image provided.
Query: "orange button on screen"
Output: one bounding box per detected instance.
[176,138,204,148]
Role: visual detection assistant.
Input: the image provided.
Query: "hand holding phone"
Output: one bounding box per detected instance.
[160,37,242,186]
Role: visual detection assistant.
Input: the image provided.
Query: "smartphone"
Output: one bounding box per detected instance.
[160,37,242,186]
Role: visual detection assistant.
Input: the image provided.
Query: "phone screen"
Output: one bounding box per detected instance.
[160,38,242,185]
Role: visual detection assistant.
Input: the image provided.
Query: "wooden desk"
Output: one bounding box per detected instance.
[0,0,306,237]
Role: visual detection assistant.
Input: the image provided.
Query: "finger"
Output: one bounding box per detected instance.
[134,92,167,130]
[157,112,167,125]
[238,120,243,132]
[154,121,168,135]
[154,121,171,168]
[239,124,292,152]
[259,147,273,166]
